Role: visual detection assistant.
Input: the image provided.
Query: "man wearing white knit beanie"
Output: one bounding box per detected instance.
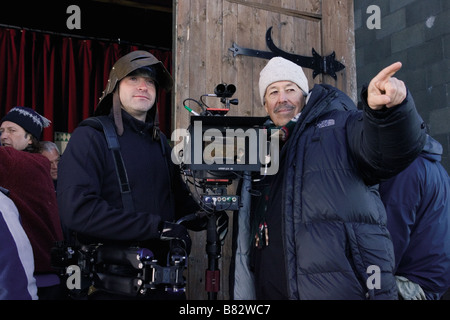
[232,57,428,300]
[258,56,309,127]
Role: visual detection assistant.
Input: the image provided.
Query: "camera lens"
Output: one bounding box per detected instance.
[226,84,236,95]
[214,84,226,96]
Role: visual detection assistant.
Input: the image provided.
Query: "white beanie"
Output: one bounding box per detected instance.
[258,57,309,105]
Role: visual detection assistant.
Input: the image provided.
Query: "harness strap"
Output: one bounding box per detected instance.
[81,116,135,214]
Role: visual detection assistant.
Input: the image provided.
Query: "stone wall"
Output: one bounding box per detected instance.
[354,0,450,171]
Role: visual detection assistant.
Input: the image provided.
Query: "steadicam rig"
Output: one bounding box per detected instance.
[179,84,270,300]
[179,83,270,214]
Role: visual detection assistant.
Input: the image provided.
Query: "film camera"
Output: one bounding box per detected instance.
[179,83,272,205]
[176,83,277,299]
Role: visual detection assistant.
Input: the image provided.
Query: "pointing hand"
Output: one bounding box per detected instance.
[367,62,406,110]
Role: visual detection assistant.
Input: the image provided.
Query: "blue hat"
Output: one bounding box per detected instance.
[0,106,51,139]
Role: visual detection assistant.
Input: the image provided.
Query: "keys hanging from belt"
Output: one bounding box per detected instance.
[255,221,269,248]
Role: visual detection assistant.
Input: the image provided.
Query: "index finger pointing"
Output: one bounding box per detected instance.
[372,62,403,83]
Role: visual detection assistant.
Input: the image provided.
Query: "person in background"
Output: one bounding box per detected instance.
[231,57,426,300]
[0,106,64,299]
[40,141,61,189]
[379,132,450,300]
[0,186,38,300]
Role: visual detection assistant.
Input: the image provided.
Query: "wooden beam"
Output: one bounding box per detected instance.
[226,0,322,22]
[90,0,172,13]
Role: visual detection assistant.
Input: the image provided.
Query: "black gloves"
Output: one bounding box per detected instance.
[215,211,229,244]
[160,221,192,255]
[160,211,230,257]
[185,211,229,244]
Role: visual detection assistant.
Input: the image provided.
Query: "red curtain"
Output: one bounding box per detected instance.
[0,27,172,141]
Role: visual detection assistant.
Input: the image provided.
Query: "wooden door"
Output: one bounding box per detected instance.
[173,0,356,300]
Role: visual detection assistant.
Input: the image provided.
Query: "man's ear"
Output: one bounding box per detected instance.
[26,134,33,145]
[264,100,269,114]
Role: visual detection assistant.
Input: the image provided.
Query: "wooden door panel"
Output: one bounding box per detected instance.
[173,0,355,300]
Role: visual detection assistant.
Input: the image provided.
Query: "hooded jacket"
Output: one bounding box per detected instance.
[0,189,38,300]
[379,135,450,299]
[232,83,426,300]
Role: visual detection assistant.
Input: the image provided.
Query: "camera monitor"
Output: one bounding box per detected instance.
[184,115,269,172]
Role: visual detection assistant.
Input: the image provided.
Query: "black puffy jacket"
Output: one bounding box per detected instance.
[233,84,426,300]
[283,84,425,299]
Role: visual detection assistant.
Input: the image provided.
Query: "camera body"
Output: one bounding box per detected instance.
[180,84,275,213]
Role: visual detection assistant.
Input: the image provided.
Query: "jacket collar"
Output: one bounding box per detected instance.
[115,109,154,134]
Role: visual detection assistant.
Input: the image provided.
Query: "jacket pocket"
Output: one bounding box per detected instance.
[344,222,372,299]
